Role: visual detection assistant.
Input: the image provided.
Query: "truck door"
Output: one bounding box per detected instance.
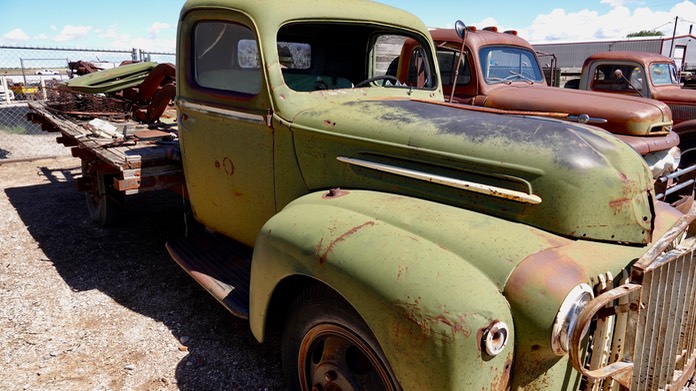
[176,12,275,247]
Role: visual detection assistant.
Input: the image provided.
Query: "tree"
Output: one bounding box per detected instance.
[627,30,664,38]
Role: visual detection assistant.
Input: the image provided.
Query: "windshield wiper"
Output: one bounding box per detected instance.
[508,71,534,84]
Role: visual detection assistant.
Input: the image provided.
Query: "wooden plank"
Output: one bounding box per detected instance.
[28,101,184,194]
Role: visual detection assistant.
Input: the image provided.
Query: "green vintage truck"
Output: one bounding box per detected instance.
[26,0,696,389]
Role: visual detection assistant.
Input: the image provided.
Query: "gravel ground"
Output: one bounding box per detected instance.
[0,156,286,391]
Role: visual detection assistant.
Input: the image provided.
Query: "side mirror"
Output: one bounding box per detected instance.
[613,69,624,79]
[455,20,467,40]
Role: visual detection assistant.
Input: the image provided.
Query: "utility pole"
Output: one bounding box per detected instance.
[669,15,678,58]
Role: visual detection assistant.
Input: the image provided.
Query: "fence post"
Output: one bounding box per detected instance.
[1,76,9,104]
[39,76,47,100]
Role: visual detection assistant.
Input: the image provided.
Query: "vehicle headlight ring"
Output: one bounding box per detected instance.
[550,283,594,356]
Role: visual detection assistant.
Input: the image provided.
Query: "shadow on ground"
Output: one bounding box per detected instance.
[4,162,285,390]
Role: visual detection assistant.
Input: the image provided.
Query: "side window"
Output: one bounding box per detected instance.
[376,35,435,88]
[436,50,470,85]
[194,21,261,94]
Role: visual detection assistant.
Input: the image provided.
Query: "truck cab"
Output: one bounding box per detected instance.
[167,1,696,390]
[577,51,696,163]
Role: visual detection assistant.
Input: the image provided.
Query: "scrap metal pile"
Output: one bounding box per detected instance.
[46,61,176,124]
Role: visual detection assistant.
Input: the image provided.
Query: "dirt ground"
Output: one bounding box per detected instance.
[0,156,286,391]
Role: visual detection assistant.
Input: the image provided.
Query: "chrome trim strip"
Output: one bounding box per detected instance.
[177,100,265,124]
[337,156,542,204]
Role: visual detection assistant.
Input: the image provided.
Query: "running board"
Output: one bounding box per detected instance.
[166,231,252,319]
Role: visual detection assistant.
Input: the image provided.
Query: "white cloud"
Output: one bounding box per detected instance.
[3,28,30,42]
[54,25,94,42]
[526,1,696,43]
[96,26,119,40]
[600,0,628,7]
[148,22,171,39]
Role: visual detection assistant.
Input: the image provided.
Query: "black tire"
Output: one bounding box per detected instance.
[282,286,401,391]
[681,145,696,168]
[81,159,123,226]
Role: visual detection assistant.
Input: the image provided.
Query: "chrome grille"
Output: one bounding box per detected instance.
[570,212,696,391]
[631,247,696,390]
[668,104,696,123]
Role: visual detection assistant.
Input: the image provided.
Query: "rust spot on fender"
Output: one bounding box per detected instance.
[223,157,234,176]
[396,265,408,280]
[395,300,472,343]
[489,358,513,391]
[322,188,350,199]
[214,160,220,169]
[609,197,632,210]
[318,221,375,264]
[504,246,586,308]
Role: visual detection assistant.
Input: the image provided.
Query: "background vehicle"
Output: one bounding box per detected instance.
[570,51,696,164]
[0,86,14,102]
[34,69,59,75]
[410,25,695,207]
[25,0,696,390]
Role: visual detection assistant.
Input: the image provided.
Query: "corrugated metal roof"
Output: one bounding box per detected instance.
[533,40,662,68]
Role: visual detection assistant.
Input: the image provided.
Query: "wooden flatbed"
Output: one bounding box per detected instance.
[26,100,185,224]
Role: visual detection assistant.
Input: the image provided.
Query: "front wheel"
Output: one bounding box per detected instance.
[282,286,401,391]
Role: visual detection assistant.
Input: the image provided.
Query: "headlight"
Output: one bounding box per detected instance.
[482,321,510,356]
[645,146,681,178]
[550,283,593,356]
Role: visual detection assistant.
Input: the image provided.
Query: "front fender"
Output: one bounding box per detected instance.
[249,190,516,390]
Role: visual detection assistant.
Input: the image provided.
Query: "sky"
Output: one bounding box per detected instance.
[2,0,696,53]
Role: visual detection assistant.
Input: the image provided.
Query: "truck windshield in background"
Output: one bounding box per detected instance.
[650,62,680,86]
[479,46,544,84]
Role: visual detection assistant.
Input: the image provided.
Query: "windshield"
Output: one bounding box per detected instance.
[650,62,679,86]
[479,46,544,84]
[276,22,437,92]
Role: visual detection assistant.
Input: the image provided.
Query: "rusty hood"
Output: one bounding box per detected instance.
[652,85,696,106]
[478,84,672,136]
[286,95,656,245]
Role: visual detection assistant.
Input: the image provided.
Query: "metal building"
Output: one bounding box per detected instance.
[533,34,696,77]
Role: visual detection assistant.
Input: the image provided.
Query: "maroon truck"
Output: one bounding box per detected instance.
[573,51,696,163]
[400,24,695,207]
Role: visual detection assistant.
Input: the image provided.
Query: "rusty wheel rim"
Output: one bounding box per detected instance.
[297,323,396,391]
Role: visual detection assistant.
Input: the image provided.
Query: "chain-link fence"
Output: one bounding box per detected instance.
[0,45,175,161]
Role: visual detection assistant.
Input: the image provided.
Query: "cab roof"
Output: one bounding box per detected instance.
[429,27,534,52]
[583,51,675,67]
[181,0,429,35]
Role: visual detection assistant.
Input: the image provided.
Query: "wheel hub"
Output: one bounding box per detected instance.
[311,363,354,391]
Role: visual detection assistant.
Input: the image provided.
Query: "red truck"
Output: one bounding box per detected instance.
[405,24,695,207]
[572,51,696,163]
